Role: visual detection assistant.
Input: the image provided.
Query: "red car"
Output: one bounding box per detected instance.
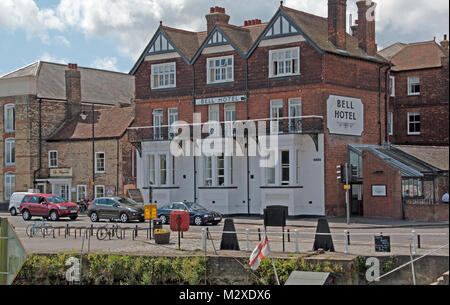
[20,194,80,221]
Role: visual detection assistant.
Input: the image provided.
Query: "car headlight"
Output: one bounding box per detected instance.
[127,208,138,213]
[203,214,210,218]
[58,206,68,210]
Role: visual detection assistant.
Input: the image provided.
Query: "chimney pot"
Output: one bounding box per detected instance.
[210,7,214,13]
[206,6,230,34]
[328,0,347,50]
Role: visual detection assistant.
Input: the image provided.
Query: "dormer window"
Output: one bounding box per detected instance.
[151,62,176,90]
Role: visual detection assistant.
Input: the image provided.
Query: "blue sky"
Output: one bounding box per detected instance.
[0,0,448,76]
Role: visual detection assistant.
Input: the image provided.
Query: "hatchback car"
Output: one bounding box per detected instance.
[88,197,145,223]
[157,202,222,226]
[19,194,80,221]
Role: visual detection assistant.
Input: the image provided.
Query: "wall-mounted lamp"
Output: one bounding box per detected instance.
[80,111,88,120]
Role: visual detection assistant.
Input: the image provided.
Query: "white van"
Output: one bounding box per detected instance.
[8,192,33,216]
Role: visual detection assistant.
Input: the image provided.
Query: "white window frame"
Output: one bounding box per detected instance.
[224,103,236,137]
[207,55,234,84]
[95,152,106,174]
[4,138,15,166]
[151,62,176,90]
[407,76,420,96]
[204,156,213,186]
[390,76,396,97]
[153,109,164,140]
[270,100,284,134]
[4,172,15,201]
[208,105,220,136]
[388,112,394,136]
[269,47,300,78]
[4,104,15,133]
[76,185,87,202]
[288,98,302,133]
[95,185,105,199]
[48,150,58,168]
[168,108,179,139]
[216,154,225,187]
[148,155,156,185]
[265,151,276,186]
[159,154,167,186]
[407,112,421,135]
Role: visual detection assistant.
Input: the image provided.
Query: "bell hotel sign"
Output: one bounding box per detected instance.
[327,95,364,136]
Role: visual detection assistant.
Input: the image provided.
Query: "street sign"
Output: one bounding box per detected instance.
[145,204,157,220]
[344,185,351,190]
[0,218,28,285]
[375,235,391,253]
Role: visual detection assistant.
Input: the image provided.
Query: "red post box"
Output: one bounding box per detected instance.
[170,210,190,232]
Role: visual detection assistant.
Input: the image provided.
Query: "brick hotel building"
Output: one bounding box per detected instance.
[129,0,396,218]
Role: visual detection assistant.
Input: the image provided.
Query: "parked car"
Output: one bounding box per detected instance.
[157,202,222,226]
[88,197,145,223]
[19,194,80,221]
[8,192,33,216]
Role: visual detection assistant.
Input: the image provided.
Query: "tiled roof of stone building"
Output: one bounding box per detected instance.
[48,105,134,141]
[1,61,135,106]
[378,41,448,71]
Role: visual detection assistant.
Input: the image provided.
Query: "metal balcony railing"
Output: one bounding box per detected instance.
[128,116,324,143]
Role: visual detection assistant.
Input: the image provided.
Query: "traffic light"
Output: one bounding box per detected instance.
[336,165,345,183]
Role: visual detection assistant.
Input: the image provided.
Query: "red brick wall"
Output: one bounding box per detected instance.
[405,204,449,222]
[362,149,403,219]
[389,61,449,146]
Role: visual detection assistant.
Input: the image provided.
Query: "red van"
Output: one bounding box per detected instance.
[20,194,80,221]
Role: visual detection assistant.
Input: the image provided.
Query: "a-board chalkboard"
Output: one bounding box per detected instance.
[374,235,391,253]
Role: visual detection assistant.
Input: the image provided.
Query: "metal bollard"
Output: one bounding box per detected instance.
[135,225,138,238]
[344,230,349,254]
[287,229,290,243]
[201,228,206,252]
[294,229,299,254]
[91,225,94,237]
[258,228,261,241]
[246,229,249,252]
[346,231,351,245]
[412,230,417,255]
[417,234,421,249]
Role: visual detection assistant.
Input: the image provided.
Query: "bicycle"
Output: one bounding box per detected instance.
[26,219,53,238]
[96,224,123,240]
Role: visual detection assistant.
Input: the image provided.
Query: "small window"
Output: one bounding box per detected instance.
[95,152,106,173]
[407,112,421,135]
[95,185,105,199]
[207,55,234,84]
[4,138,15,166]
[160,154,167,186]
[269,47,300,78]
[151,62,176,90]
[217,154,225,186]
[168,108,179,139]
[4,104,15,132]
[407,76,420,96]
[388,112,394,136]
[402,179,423,198]
[153,109,163,140]
[148,155,156,185]
[281,151,290,185]
[48,151,58,168]
[4,173,15,201]
[390,76,395,97]
[204,156,213,186]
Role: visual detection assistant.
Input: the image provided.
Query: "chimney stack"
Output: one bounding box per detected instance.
[328,0,347,50]
[206,7,230,34]
[65,63,82,120]
[355,0,377,56]
[441,34,449,51]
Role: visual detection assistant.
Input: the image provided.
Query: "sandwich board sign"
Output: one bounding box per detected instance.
[144,204,158,220]
[0,218,28,285]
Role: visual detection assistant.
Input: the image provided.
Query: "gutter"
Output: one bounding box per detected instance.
[32,98,43,188]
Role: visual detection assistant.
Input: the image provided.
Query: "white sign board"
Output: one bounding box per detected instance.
[372,185,387,197]
[195,95,246,106]
[327,95,364,136]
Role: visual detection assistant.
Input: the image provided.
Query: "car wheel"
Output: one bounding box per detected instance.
[22,210,31,221]
[194,216,203,226]
[160,215,167,224]
[90,212,99,223]
[9,207,17,216]
[120,213,129,223]
[50,210,59,221]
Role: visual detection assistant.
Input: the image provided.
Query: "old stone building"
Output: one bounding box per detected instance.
[0,61,135,208]
[129,1,392,217]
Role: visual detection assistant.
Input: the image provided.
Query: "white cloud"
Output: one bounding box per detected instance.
[0,0,65,43]
[90,57,119,72]
[39,52,69,64]
[55,35,71,47]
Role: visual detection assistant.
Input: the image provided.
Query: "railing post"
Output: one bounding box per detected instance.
[294,229,299,254]
[246,229,249,252]
[344,230,349,254]
[412,230,417,255]
[201,228,206,252]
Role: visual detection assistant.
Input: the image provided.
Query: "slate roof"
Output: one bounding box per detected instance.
[1,61,135,106]
[378,41,448,71]
[48,105,134,141]
[394,145,449,171]
[130,4,389,74]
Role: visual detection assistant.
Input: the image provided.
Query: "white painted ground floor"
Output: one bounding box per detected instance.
[136,134,325,216]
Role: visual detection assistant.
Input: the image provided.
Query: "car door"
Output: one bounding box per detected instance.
[96,199,109,218]
[28,196,44,216]
[107,199,121,219]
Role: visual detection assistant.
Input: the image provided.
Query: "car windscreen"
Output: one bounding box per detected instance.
[46,196,67,204]
[115,197,140,207]
[184,202,207,211]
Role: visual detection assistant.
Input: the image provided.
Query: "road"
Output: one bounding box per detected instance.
[1,213,449,257]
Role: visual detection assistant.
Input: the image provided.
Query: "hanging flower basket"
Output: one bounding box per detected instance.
[154,229,170,244]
